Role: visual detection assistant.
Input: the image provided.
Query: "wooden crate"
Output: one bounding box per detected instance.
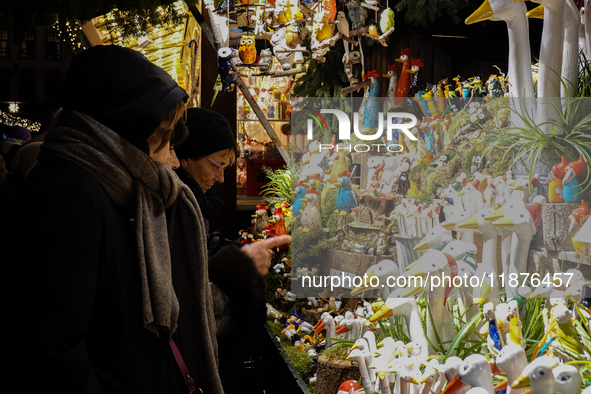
[542,203,580,251]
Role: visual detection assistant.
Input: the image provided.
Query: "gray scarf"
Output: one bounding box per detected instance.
[40,111,223,393]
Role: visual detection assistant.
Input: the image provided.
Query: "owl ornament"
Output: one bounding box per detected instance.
[272,27,295,70]
[258,48,273,73]
[286,25,305,64]
[239,35,257,64]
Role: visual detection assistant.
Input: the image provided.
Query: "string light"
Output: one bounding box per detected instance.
[8,103,18,113]
[0,110,41,133]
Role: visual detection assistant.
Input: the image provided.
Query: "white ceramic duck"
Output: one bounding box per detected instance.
[458,206,502,303]
[465,0,535,101]
[403,250,457,354]
[553,364,582,394]
[369,287,430,358]
[351,259,400,300]
[413,225,453,252]
[496,343,527,394]
[458,354,496,394]
[491,197,546,299]
[314,312,336,347]
[348,347,376,394]
[511,355,558,394]
[457,183,485,216]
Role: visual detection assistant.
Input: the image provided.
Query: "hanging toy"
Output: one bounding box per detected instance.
[323,0,337,21]
[239,35,257,64]
[343,50,363,85]
[275,0,293,24]
[336,11,350,56]
[258,48,273,73]
[272,27,296,70]
[347,0,368,29]
[286,24,305,65]
[311,10,333,63]
[217,47,237,92]
[379,7,395,38]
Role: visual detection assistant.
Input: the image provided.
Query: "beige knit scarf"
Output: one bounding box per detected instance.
[41,111,223,392]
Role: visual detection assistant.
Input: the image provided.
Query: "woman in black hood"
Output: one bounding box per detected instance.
[0,45,219,394]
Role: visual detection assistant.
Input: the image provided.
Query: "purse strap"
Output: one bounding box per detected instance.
[169,337,202,393]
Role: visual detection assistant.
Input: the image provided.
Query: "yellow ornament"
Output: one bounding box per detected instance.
[239,35,257,64]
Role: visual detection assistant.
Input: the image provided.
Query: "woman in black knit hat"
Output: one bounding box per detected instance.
[174,107,289,394]
[175,107,237,232]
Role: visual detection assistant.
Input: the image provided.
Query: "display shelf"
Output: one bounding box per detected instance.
[237,196,263,211]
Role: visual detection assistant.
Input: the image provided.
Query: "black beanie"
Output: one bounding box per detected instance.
[175,107,236,160]
[60,45,188,151]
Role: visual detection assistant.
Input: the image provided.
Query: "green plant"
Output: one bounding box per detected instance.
[479,95,591,194]
[261,166,296,207]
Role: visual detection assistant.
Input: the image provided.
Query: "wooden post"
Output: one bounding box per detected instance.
[234,77,290,162]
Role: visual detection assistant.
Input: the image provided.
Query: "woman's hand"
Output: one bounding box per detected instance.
[241,235,291,276]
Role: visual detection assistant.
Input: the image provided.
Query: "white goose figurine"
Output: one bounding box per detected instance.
[553,364,582,394]
[403,250,457,354]
[369,287,430,358]
[492,196,545,300]
[457,183,485,216]
[458,206,501,304]
[458,354,496,394]
[443,357,469,394]
[348,348,376,394]
[441,209,475,245]
[511,355,558,394]
[314,312,336,347]
[562,0,581,98]
[413,225,453,252]
[351,259,400,300]
[495,343,527,394]
[465,0,536,129]
[520,0,565,133]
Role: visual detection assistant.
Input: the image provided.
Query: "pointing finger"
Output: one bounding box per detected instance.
[257,235,291,249]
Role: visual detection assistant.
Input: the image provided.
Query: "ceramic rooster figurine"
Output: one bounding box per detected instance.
[251,203,270,236]
[547,156,568,203]
[383,64,399,112]
[563,154,586,203]
[363,70,381,128]
[568,200,589,254]
[395,48,413,106]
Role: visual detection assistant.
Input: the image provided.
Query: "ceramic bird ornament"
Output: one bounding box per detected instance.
[562,154,586,203]
[547,155,568,203]
[217,47,237,92]
[239,35,257,64]
[379,8,395,34]
[271,27,295,70]
[300,187,323,232]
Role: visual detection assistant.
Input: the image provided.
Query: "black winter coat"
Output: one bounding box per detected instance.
[0,160,180,393]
